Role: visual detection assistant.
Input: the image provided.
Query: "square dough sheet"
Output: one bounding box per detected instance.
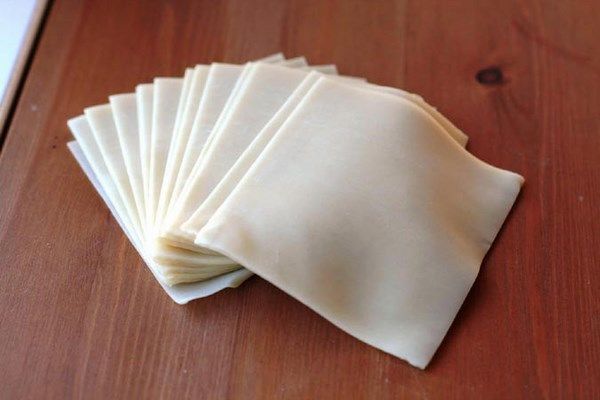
[194,78,523,368]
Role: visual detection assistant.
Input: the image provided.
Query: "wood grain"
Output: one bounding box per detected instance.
[0,0,598,398]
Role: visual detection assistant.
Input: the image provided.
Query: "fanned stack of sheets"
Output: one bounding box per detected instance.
[67,53,523,368]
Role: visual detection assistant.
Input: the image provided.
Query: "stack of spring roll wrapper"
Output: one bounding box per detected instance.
[67,53,523,368]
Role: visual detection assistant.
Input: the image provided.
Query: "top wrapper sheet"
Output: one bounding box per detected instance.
[195,78,523,368]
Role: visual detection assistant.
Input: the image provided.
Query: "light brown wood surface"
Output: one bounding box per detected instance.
[0,0,598,398]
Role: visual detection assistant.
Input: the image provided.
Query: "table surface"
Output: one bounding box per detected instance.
[1,0,598,398]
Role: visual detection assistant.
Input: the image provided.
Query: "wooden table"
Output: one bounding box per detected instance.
[1,0,598,398]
